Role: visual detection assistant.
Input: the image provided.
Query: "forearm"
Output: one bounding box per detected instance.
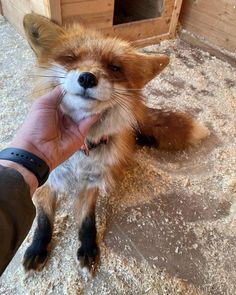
[0,164,36,275]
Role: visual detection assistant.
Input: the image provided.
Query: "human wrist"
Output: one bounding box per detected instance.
[0,147,50,188]
[10,139,53,171]
[0,159,38,196]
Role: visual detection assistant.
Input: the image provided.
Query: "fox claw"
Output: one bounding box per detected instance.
[80,143,89,156]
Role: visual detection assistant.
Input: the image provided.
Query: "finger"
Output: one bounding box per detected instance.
[63,114,99,140]
[77,114,100,138]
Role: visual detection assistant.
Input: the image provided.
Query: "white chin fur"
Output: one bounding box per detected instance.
[46,64,136,133]
[60,93,98,122]
[61,70,112,102]
[58,69,113,122]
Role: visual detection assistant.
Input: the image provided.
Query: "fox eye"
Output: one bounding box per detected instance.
[108,64,121,72]
[62,54,77,63]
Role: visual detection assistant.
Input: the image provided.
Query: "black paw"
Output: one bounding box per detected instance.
[23,244,49,271]
[77,244,100,278]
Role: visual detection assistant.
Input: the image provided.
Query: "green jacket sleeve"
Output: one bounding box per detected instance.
[0,165,36,275]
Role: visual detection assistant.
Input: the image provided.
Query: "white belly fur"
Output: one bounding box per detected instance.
[48,134,128,195]
[48,149,108,194]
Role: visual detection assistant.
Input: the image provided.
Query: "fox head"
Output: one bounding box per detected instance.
[23,13,169,125]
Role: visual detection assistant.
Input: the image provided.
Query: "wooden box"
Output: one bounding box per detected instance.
[1,0,182,47]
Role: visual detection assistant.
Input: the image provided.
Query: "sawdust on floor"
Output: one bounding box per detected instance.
[0,16,236,295]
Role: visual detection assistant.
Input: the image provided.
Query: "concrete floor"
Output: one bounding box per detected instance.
[0,15,236,295]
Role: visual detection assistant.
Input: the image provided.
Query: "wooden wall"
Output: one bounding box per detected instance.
[180,0,236,52]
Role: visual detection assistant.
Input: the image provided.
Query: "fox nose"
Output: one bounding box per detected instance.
[78,72,97,89]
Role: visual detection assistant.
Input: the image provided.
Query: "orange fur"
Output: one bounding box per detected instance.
[136,106,209,150]
[23,13,208,152]
[22,13,209,277]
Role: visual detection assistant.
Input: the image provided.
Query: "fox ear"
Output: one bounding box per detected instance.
[130,53,170,87]
[23,13,64,58]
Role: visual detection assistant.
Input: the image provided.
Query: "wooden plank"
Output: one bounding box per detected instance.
[3,0,46,16]
[1,0,27,34]
[1,0,48,35]
[61,0,114,28]
[133,32,172,48]
[180,0,236,52]
[31,0,46,15]
[169,0,183,37]
[0,1,3,15]
[46,0,62,24]
[163,0,176,17]
[102,16,170,42]
[179,30,236,68]
[2,0,30,14]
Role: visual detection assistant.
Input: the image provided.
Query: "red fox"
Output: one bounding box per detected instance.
[22,14,209,278]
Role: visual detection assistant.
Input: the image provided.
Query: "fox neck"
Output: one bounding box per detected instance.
[61,97,137,143]
[89,104,136,142]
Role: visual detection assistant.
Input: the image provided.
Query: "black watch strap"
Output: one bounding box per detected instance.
[0,148,50,186]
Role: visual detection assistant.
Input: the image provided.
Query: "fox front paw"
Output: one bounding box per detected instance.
[23,244,49,271]
[77,244,100,279]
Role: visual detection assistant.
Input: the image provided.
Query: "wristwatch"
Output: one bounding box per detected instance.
[0,148,50,186]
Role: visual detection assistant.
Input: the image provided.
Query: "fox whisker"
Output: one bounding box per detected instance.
[113,90,136,98]
[113,87,142,92]
[28,82,64,97]
[111,93,136,125]
[110,78,126,82]
[37,66,67,75]
[28,74,66,79]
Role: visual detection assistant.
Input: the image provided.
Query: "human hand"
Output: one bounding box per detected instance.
[10,87,99,171]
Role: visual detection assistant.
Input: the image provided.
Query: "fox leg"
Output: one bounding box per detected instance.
[75,188,99,279]
[23,185,56,271]
[136,106,209,150]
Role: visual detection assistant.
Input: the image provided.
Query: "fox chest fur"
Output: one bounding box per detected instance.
[48,103,135,193]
